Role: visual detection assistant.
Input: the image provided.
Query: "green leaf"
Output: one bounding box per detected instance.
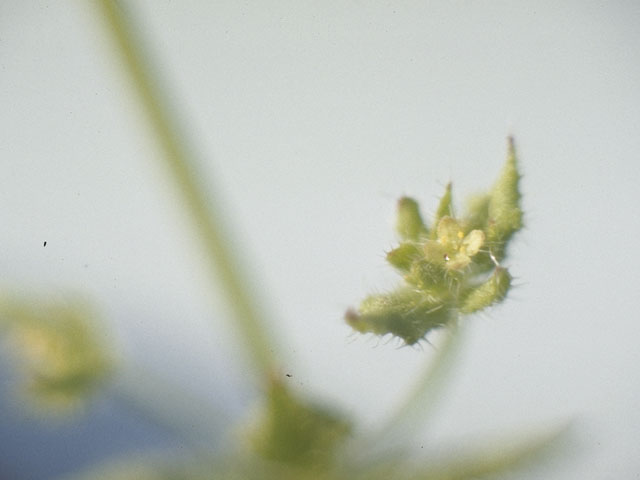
[248,379,351,468]
[464,193,491,233]
[459,267,512,314]
[486,137,523,258]
[397,197,428,241]
[386,243,424,272]
[345,289,453,345]
[430,183,453,240]
[408,425,568,480]
[0,297,113,414]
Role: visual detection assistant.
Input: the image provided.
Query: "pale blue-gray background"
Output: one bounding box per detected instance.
[2,1,639,478]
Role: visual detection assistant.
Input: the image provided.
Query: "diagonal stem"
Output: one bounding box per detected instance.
[95,0,278,376]
[343,325,463,469]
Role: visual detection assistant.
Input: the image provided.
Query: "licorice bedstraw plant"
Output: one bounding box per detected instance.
[346,136,520,346]
[0,2,566,479]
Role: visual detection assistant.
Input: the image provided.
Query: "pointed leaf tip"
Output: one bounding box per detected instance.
[430,183,453,239]
[486,138,523,251]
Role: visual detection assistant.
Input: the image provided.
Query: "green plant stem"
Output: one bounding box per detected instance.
[95,0,277,376]
[346,325,463,467]
[383,325,462,436]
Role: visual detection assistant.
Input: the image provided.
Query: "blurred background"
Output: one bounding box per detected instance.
[2,1,640,478]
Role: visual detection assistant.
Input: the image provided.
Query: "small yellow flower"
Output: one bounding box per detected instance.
[423,216,485,271]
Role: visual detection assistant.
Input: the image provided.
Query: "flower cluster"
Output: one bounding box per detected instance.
[346,138,522,344]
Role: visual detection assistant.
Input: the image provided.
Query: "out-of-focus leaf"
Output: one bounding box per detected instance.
[408,426,568,480]
[0,296,113,414]
[246,377,351,469]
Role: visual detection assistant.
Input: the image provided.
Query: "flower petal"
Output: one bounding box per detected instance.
[462,229,485,257]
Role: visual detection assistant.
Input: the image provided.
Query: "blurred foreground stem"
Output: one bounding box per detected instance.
[95,0,277,376]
